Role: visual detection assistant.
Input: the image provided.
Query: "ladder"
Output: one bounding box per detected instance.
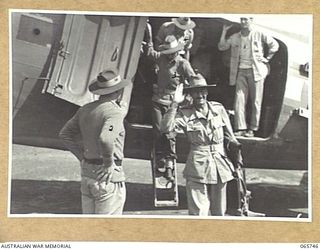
[150,148,179,207]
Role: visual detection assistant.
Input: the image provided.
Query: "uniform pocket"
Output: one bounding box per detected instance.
[186,125,203,144]
[253,40,263,54]
[187,151,207,179]
[210,116,225,143]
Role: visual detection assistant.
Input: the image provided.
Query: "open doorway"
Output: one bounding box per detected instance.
[127,16,288,139]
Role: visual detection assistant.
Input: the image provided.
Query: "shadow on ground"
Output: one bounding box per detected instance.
[247,183,308,217]
[10,180,308,218]
[10,180,188,215]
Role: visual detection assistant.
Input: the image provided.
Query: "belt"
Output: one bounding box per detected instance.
[239,67,253,71]
[191,143,224,152]
[83,157,122,166]
[81,159,125,182]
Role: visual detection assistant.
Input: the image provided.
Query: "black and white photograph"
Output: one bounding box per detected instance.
[9,10,311,220]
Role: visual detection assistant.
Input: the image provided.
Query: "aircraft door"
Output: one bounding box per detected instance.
[45,14,146,106]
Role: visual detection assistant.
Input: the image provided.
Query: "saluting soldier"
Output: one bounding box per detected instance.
[161,73,241,216]
[59,69,129,215]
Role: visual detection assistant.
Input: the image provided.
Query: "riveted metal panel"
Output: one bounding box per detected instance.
[45,14,147,107]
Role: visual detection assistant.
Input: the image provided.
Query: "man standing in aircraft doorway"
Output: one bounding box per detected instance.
[218,17,279,137]
[59,69,129,214]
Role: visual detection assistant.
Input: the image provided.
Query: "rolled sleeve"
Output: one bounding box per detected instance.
[160,104,186,134]
[182,60,196,81]
[263,33,279,60]
[218,36,232,51]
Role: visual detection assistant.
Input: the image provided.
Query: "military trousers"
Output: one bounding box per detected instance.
[152,101,176,160]
[186,178,227,216]
[80,161,126,214]
[234,68,265,131]
[81,177,126,214]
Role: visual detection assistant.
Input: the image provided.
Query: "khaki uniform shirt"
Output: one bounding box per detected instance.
[59,98,126,182]
[147,48,195,105]
[161,101,238,184]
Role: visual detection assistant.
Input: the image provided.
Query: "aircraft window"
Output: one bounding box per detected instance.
[16,14,53,47]
[33,28,41,35]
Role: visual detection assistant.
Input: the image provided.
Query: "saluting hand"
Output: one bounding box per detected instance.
[222,24,233,32]
[173,83,185,104]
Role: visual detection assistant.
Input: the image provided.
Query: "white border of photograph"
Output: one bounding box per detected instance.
[8,9,312,222]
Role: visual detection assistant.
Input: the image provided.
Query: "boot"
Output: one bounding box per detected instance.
[157,158,166,173]
[244,210,266,217]
[165,159,175,182]
[244,130,255,137]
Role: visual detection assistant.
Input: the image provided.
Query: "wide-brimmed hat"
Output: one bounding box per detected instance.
[172,17,196,30]
[89,69,130,95]
[158,35,185,55]
[184,73,216,92]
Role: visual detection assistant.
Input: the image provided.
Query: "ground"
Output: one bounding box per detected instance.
[9,144,308,218]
